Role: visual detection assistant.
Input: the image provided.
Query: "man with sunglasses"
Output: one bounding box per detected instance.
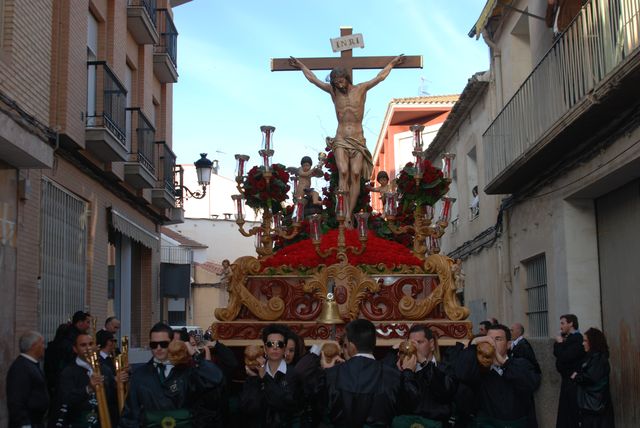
[241,324,303,427]
[119,322,225,428]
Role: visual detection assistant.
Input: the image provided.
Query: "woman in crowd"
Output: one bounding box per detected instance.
[241,324,302,427]
[571,327,615,428]
[283,328,306,366]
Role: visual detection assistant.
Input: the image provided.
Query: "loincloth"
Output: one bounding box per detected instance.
[328,137,373,180]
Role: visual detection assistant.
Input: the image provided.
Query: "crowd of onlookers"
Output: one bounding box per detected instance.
[6,311,614,427]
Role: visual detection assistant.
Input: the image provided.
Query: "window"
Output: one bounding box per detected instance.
[466,147,479,220]
[524,254,549,337]
[86,12,99,125]
[39,179,88,341]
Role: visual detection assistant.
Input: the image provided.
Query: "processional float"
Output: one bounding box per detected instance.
[211,125,471,347]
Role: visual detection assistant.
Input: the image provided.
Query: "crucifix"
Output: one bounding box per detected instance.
[271,27,422,81]
[271,27,423,227]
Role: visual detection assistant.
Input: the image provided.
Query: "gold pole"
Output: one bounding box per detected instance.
[87,349,113,428]
[114,356,125,413]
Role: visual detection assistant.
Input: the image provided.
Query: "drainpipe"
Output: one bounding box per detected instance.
[482,30,503,113]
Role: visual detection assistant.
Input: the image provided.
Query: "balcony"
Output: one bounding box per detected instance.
[483,0,640,194]
[127,0,159,45]
[124,108,156,189]
[86,61,128,162]
[153,9,178,83]
[152,141,177,209]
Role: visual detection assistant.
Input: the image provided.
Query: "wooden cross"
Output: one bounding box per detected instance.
[271,27,422,82]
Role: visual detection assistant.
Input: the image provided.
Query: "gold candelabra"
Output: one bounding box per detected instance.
[232,126,303,257]
[308,191,370,262]
[385,201,453,260]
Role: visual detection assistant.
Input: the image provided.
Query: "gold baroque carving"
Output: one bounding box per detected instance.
[339,264,380,320]
[214,256,285,321]
[300,261,380,320]
[301,268,329,299]
[398,254,469,321]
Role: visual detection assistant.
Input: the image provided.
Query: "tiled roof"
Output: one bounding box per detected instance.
[390,94,460,104]
[160,227,208,248]
[196,261,225,275]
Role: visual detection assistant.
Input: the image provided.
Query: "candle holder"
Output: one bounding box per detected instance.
[235,154,250,184]
[311,210,368,262]
[260,125,275,151]
[442,153,456,179]
[384,192,398,218]
[335,190,348,220]
[231,194,244,221]
[410,124,425,151]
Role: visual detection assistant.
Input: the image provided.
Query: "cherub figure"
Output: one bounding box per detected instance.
[295,156,323,206]
[369,171,394,206]
[220,259,231,289]
[451,258,466,293]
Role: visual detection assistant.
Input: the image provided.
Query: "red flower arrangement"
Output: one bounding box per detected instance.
[242,164,290,213]
[261,229,423,271]
[396,159,449,210]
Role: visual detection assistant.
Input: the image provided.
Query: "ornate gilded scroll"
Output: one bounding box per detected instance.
[214,257,285,321]
[398,253,469,321]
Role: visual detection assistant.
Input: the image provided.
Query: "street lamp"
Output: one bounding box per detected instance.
[175,153,213,205]
[194,153,213,187]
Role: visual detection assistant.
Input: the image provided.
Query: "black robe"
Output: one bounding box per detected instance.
[119,357,224,428]
[574,352,615,428]
[455,345,541,424]
[194,341,239,427]
[49,360,117,427]
[382,349,457,423]
[554,332,585,428]
[7,355,50,428]
[240,363,302,428]
[324,356,405,428]
[403,360,457,423]
[509,338,541,428]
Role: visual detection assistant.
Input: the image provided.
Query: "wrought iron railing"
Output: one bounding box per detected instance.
[158,141,177,195]
[127,108,156,175]
[128,0,157,26]
[86,61,127,147]
[155,8,178,67]
[483,0,640,186]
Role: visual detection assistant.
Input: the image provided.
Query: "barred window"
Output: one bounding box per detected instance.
[39,179,87,341]
[524,254,549,337]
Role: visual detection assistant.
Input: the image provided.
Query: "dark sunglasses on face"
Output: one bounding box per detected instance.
[150,341,170,349]
[265,340,285,349]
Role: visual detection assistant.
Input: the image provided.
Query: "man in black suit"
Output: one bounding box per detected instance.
[456,324,541,427]
[554,314,585,428]
[119,322,225,427]
[6,331,49,428]
[321,319,411,427]
[510,323,541,428]
[509,323,541,373]
[49,332,112,427]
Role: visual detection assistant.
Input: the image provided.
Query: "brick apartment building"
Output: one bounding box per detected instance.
[0,1,189,423]
[370,95,458,212]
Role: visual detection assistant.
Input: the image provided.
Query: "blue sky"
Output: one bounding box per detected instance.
[172,1,489,177]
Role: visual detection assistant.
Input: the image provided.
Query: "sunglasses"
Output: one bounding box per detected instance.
[150,341,170,349]
[265,340,285,349]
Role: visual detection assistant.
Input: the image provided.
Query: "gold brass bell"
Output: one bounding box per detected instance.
[317,292,343,324]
